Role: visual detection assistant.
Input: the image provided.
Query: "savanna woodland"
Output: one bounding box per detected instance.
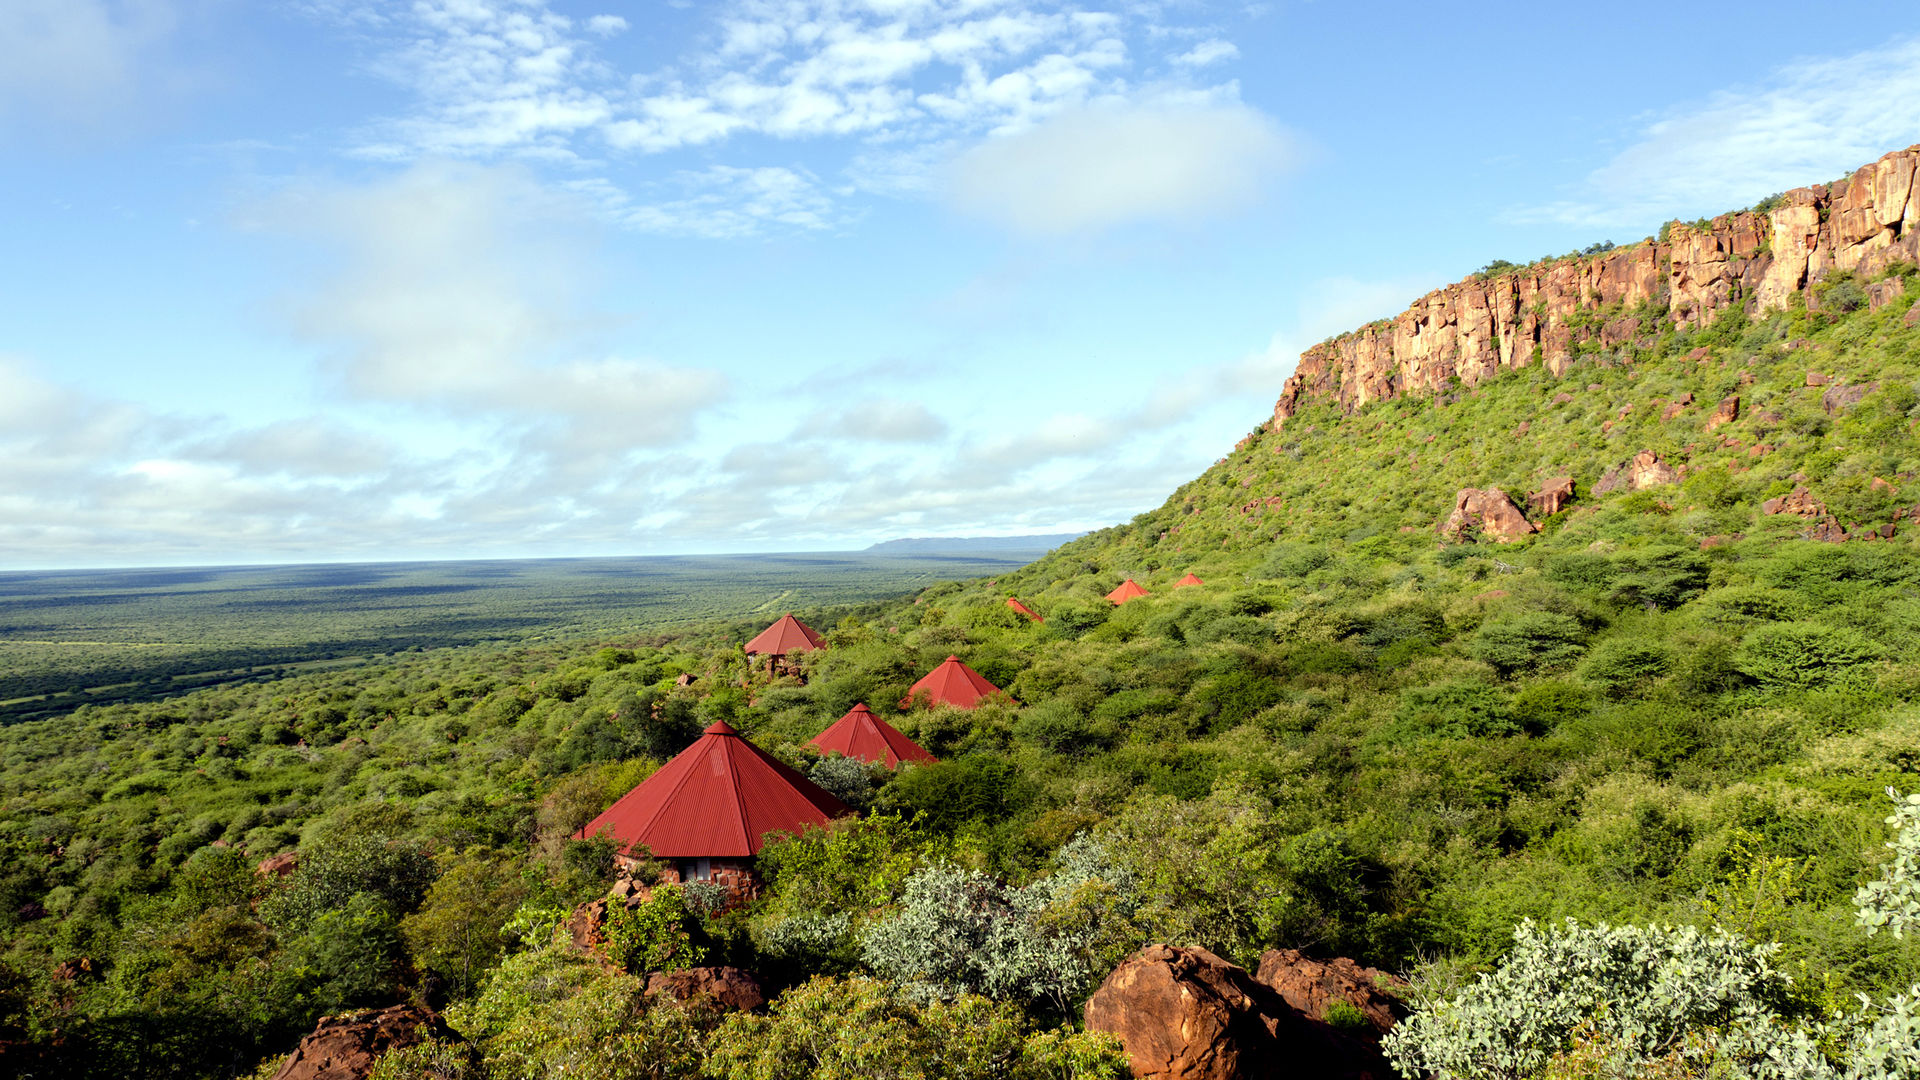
[8,163,1920,1080]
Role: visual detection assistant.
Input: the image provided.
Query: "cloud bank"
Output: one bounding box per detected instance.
[1514,36,1920,228]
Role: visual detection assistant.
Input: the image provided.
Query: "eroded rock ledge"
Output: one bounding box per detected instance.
[1273,145,1920,428]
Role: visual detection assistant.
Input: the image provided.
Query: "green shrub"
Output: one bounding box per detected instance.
[1470,613,1589,676]
[1388,682,1516,740]
[1579,638,1672,695]
[1732,623,1881,690]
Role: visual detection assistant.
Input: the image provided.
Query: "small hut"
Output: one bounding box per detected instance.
[1173,573,1205,588]
[1106,579,1150,605]
[575,721,847,898]
[901,655,1004,710]
[811,703,936,768]
[744,613,826,677]
[1005,597,1044,623]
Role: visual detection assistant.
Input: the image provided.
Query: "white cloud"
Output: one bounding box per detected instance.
[801,399,951,443]
[586,14,628,38]
[256,161,728,443]
[0,0,196,131]
[946,102,1297,233]
[576,165,841,238]
[1172,39,1238,67]
[322,0,1262,236]
[352,0,617,161]
[1513,36,1920,228]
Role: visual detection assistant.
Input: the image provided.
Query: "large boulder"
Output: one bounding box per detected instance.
[269,1004,450,1080]
[645,966,766,1012]
[1592,450,1680,494]
[1084,944,1392,1080]
[1253,949,1407,1040]
[1438,488,1537,543]
[1528,477,1574,517]
[1704,395,1740,432]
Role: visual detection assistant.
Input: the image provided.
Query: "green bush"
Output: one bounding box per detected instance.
[1470,613,1589,676]
[1732,623,1881,690]
[1579,638,1672,695]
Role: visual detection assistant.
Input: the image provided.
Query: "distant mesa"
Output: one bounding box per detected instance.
[1107,579,1150,605]
[901,655,1005,710]
[864,533,1085,555]
[811,702,936,768]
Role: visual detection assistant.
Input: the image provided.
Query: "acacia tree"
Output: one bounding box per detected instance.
[401,850,527,997]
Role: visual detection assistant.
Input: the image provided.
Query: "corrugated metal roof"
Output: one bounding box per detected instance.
[900,655,1003,710]
[574,721,848,858]
[811,702,937,768]
[744,614,826,656]
[1005,597,1044,623]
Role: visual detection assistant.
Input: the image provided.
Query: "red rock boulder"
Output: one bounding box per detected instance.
[1438,488,1537,543]
[1253,949,1406,1040]
[1529,477,1574,517]
[257,852,299,879]
[1084,944,1392,1080]
[269,1004,450,1080]
[1704,395,1740,433]
[644,966,766,1012]
[1593,450,1680,494]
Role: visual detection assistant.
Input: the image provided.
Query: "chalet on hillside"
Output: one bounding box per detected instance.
[574,720,847,899]
[1006,597,1044,623]
[901,655,1005,710]
[1174,573,1205,588]
[811,702,936,768]
[1107,579,1149,605]
[744,613,826,677]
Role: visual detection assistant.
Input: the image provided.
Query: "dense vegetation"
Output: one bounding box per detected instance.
[2,268,1919,1077]
[0,552,1042,724]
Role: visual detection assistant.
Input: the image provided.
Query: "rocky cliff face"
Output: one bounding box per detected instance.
[1273,145,1920,427]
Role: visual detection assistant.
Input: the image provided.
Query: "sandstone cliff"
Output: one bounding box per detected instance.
[1273,145,1920,427]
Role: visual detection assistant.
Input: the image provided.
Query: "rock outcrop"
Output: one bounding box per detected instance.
[1529,477,1575,516]
[1273,145,1920,428]
[1704,395,1740,432]
[1438,488,1536,542]
[644,966,766,1012]
[1593,451,1680,495]
[269,1004,450,1080]
[1084,944,1393,1080]
[1254,949,1407,1040]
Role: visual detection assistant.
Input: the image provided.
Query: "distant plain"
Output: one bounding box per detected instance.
[0,551,1045,722]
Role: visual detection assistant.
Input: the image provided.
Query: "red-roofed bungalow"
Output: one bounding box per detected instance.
[1106,579,1150,605]
[745,613,825,656]
[1005,597,1043,623]
[811,703,936,768]
[745,613,826,677]
[901,655,1004,710]
[575,721,848,897]
[1174,573,1205,588]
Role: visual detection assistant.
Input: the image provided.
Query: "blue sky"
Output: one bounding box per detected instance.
[4,0,1919,568]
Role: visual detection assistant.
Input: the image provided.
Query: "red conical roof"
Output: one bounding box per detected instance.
[901,655,1003,710]
[1005,597,1043,623]
[1174,573,1205,588]
[811,703,936,768]
[744,613,826,656]
[1106,579,1150,605]
[575,721,848,859]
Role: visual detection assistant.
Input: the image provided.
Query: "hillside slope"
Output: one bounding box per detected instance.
[3,150,1920,1079]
